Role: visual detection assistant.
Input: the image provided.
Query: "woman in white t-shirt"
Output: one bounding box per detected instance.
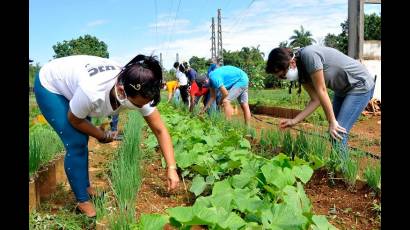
[34,54,180,217]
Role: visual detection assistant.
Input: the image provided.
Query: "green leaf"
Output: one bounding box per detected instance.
[239,138,251,149]
[210,192,233,212]
[230,149,250,161]
[138,214,169,230]
[311,215,338,230]
[231,173,251,189]
[261,164,295,189]
[190,175,207,196]
[217,212,247,230]
[167,206,194,223]
[191,164,209,176]
[212,180,233,195]
[269,203,309,229]
[292,165,314,184]
[296,182,312,214]
[203,135,219,147]
[175,151,197,169]
[206,175,215,185]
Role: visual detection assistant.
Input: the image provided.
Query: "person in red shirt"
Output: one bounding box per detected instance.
[189,74,209,112]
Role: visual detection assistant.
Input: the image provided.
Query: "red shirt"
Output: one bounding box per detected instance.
[190,81,209,97]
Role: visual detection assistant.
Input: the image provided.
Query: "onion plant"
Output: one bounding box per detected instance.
[109,111,143,227]
[364,163,381,193]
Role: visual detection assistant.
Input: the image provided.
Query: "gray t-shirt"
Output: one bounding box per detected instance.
[300,45,374,96]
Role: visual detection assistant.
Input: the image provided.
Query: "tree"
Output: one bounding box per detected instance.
[189,56,210,75]
[223,46,266,89]
[364,13,381,40]
[324,13,380,54]
[29,62,41,89]
[278,40,290,48]
[52,34,109,58]
[289,25,316,48]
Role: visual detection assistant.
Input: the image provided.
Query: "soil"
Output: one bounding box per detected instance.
[305,169,381,230]
[36,107,381,230]
[135,157,195,219]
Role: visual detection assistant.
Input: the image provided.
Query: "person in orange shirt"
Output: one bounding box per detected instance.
[165,80,179,102]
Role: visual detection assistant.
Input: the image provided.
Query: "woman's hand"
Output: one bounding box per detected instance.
[279,119,296,129]
[166,167,180,191]
[98,130,115,143]
[329,120,347,141]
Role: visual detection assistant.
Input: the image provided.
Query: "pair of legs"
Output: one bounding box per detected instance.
[34,75,95,216]
[179,85,190,106]
[332,87,375,160]
[222,86,251,125]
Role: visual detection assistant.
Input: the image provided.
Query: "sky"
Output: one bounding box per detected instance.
[29,0,381,69]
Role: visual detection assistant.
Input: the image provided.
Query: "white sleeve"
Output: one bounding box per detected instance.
[69,88,94,119]
[138,102,156,117]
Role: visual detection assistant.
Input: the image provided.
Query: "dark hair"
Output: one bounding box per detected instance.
[182,62,189,70]
[117,54,163,106]
[266,47,310,95]
[178,63,186,73]
[265,47,292,74]
[173,62,179,69]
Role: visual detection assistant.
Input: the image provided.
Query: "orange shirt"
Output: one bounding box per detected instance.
[166,81,179,94]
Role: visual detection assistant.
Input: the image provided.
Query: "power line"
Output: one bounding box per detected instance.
[226,0,256,34]
[164,0,182,65]
[154,0,158,46]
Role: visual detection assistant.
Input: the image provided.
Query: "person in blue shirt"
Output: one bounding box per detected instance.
[182,62,197,85]
[201,65,251,125]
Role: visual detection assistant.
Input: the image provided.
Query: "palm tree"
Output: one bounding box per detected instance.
[289,25,316,48]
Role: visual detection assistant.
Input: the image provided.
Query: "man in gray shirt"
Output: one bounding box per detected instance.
[266,45,375,159]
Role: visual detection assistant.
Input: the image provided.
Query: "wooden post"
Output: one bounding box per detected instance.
[348,0,364,59]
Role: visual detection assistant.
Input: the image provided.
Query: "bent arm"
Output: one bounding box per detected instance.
[291,83,321,124]
[68,110,105,140]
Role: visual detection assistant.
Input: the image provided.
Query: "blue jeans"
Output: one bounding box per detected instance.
[110,114,119,131]
[34,74,91,202]
[332,87,375,159]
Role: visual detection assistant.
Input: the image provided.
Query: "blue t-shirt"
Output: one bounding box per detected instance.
[209,65,249,90]
[186,68,197,83]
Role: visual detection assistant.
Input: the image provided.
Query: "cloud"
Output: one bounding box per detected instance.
[141,0,355,70]
[86,19,108,27]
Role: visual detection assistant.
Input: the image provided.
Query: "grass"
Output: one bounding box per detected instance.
[108,111,144,227]
[29,123,64,177]
[343,157,359,187]
[364,163,381,194]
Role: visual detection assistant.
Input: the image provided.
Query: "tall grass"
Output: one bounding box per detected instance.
[364,163,381,193]
[109,111,144,227]
[29,123,64,177]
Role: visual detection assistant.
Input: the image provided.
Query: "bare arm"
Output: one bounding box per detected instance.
[144,108,179,190]
[68,110,105,140]
[291,83,321,124]
[310,69,347,140]
[218,86,229,106]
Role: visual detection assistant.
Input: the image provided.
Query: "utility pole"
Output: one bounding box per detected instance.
[160,53,163,69]
[217,9,223,65]
[176,53,179,63]
[211,17,216,61]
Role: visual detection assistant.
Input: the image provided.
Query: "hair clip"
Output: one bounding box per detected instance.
[130,83,141,91]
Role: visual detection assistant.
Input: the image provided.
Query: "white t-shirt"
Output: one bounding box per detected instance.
[39,55,155,118]
[176,70,188,86]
